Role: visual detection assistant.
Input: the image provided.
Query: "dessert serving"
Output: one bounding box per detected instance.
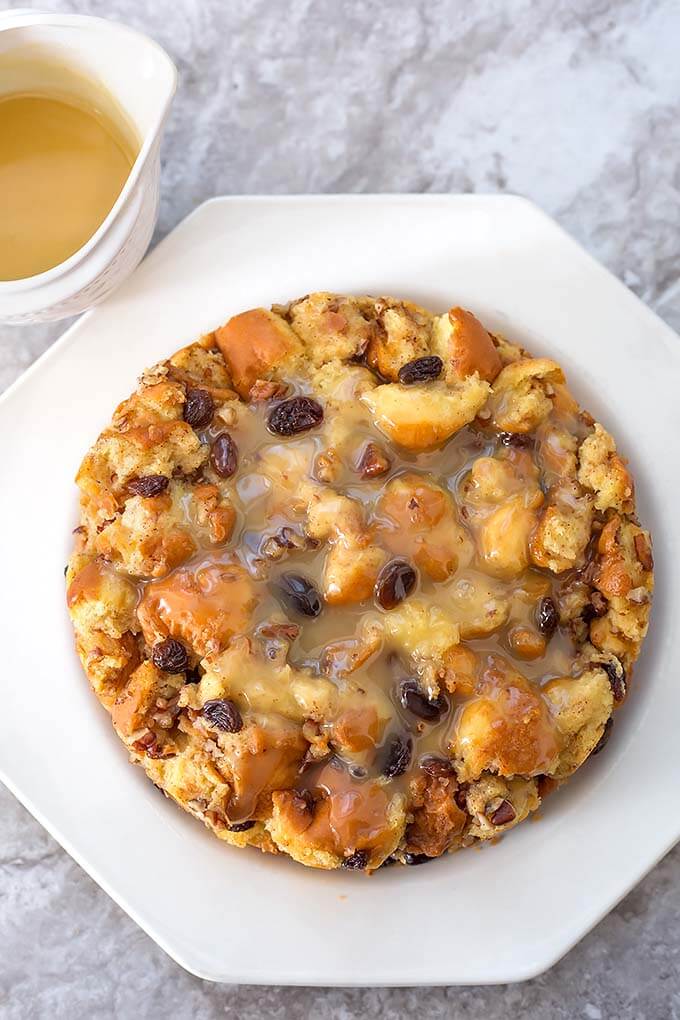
[66,293,653,872]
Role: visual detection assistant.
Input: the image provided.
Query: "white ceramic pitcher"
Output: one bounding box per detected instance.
[0,10,177,324]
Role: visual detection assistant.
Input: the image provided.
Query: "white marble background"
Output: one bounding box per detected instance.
[1,0,679,1016]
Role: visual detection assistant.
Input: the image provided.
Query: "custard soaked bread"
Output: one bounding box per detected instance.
[66,294,653,871]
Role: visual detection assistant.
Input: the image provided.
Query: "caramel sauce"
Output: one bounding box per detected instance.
[137,559,257,657]
[453,657,561,777]
[66,557,107,607]
[0,92,137,280]
[330,706,385,753]
[301,761,392,853]
[67,555,137,610]
[227,720,306,823]
[86,360,596,835]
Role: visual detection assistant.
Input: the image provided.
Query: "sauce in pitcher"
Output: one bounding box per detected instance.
[0,91,137,280]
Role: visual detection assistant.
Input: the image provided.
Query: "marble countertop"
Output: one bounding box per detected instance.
[2,0,679,1016]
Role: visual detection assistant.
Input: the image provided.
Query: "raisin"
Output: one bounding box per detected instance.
[602,659,626,702]
[497,431,535,449]
[397,356,443,385]
[375,558,417,610]
[536,596,559,635]
[591,716,614,756]
[210,432,238,478]
[151,637,189,674]
[267,396,324,436]
[183,388,215,428]
[128,474,169,498]
[342,850,368,870]
[379,856,399,868]
[202,698,243,732]
[275,573,323,618]
[488,799,516,826]
[227,820,256,832]
[400,679,448,722]
[454,788,468,811]
[403,852,433,866]
[356,441,391,479]
[381,734,413,778]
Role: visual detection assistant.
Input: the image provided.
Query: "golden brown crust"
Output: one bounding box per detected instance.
[215,308,303,399]
[362,377,490,450]
[67,293,653,873]
[431,306,502,384]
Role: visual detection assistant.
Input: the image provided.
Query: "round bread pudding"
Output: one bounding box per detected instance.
[66,294,653,872]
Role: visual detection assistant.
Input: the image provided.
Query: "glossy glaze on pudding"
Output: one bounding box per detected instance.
[66,294,653,871]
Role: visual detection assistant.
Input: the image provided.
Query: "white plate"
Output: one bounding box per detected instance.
[1,195,678,986]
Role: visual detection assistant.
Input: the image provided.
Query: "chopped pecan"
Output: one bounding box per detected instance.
[258,621,301,642]
[356,441,391,479]
[633,533,653,572]
[249,379,289,402]
[406,771,466,857]
[132,730,176,759]
[486,798,516,826]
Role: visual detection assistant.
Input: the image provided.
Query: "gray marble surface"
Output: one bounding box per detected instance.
[2,0,679,1016]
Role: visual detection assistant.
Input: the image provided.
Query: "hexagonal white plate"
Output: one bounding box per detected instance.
[0,196,677,985]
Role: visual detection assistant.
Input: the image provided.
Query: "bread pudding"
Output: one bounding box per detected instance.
[66,294,653,871]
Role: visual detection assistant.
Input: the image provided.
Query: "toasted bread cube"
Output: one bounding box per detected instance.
[383,599,460,662]
[288,292,376,366]
[476,495,539,580]
[578,424,634,513]
[324,542,387,604]
[268,767,405,870]
[464,775,540,839]
[167,342,236,401]
[365,298,433,380]
[543,669,613,778]
[215,308,303,398]
[431,307,502,384]
[188,637,338,725]
[530,481,593,574]
[137,561,256,658]
[362,377,490,451]
[405,770,466,857]
[451,658,559,780]
[111,661,171,738]
[490,358,565,433]
[376,473,469,581]
[446,574,510,638]
[67,557,140,702]
[215,719,308,822]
